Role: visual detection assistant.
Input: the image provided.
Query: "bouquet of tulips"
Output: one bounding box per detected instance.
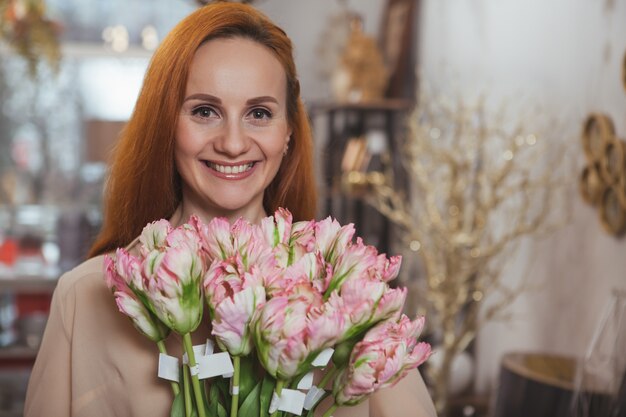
[104,209,431,417]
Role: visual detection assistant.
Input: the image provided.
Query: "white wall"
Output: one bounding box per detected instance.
[420,0,626,396]
[256,0,385,102]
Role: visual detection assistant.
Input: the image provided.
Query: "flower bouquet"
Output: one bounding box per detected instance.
[104,209,431,417]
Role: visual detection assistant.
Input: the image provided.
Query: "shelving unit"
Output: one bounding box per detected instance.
[0,276,57,294]
[309,99,413,254]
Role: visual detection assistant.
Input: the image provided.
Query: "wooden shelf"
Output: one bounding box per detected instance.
[0,345,38,360]
[308,98,414,115]
[0,276,58,293]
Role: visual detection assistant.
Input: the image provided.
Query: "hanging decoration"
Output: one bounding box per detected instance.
[579,113,626,236]
[579,51,626,237]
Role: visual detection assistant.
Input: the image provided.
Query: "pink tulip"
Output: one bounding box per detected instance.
[260,207,292,248]
[332,315,431,406]
[289,220,316,262]
[325,239,378,296]
[252,288,343,380]
[138,219,172,256]
[140,222,205,335]
[370,254,402,282]
[205,259,266,356]
[314,217,355,264]
[196,216,234,261]
[104,254,169,342]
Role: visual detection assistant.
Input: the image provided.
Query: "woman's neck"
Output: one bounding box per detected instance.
[171,201,267,227]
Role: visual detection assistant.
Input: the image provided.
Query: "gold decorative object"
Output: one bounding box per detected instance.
[578,112,626,237]
[599,187,626,236]
[331,15,389,103]
[599,138,625,185]
[579,163,605,206]
[0,0,62,76]
[581,113,614,163]
[364,88,572,414]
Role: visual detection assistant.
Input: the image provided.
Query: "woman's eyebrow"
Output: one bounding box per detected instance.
[183,93,221,103]
[182,94,278,106]
[246,96,278,105]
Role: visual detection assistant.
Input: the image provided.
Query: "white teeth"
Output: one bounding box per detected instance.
[208,162,253,174]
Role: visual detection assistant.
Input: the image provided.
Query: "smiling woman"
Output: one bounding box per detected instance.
[174,37,291,224]
[23,3,436,417]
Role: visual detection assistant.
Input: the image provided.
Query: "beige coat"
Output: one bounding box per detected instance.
[25,250,437,417]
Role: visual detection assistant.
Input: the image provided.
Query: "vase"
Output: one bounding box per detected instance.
[570,288,626,417]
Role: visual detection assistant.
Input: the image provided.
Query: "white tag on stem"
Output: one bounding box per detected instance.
[312,348,334,367]
[297,371,314,390]
[197,351,234,379]
[157,353,180,383]
[269,388,306,415]
[303,385,326,410]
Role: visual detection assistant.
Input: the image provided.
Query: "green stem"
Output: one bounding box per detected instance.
[318,366,337,390]
[156,340,180,396]
[230,356,240,417]
[183,333,207,417]
[321,403,338,417]
[269,380,285,417]
[183,362,192,417]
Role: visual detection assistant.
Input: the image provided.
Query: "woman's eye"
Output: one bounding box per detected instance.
[250,108,272,120]
[191,106,216,118]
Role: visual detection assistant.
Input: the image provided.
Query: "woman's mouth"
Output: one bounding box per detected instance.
[205,161,254,174]
[204,161,257,179]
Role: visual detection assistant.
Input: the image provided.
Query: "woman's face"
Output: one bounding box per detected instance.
[175,37,291,223]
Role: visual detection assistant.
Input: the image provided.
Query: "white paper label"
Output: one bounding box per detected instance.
[189,363,200,376]
[269,389,306,415]
[312,348,334,367]
[157,353,180,383]
[205,339,215,355]
[197,351,234,379]
[297,371,314,390]
[183,343,208,365]
[304,385,326,410]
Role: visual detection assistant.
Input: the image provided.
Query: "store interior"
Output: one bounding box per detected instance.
[0,0,625,416]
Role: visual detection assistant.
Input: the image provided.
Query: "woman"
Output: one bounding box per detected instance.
[25,3,436,416]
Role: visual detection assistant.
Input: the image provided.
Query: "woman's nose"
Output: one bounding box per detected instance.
[214,120,251,157]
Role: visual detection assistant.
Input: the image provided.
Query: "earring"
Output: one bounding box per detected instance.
[283,144,289,156]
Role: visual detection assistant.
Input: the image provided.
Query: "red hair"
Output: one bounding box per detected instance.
[89,3,317,257]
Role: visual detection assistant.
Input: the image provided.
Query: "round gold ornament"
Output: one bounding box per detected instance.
[599,138,625,185]
[599,187,626,236]
[579,163,605,206]
[582,114,615,163]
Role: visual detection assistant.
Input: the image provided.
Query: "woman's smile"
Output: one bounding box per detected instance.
[204,160,257,179]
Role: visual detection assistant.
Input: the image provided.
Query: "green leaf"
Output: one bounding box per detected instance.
[238,355,256,400]
[170,391,184,417]
[217,402,227,417]
[215,378,231,415]
[238,381,261,417]
[208,383,221,417]
[259,374,276,417]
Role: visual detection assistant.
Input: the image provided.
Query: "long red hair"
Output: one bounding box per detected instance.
[89,3,317,257]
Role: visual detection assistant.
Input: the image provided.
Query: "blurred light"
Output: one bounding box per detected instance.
[141,25,159,51]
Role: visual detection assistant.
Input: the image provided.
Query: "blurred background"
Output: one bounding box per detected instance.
[0,0,625,416]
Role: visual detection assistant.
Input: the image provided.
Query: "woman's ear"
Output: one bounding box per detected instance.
[283,133,291,156]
